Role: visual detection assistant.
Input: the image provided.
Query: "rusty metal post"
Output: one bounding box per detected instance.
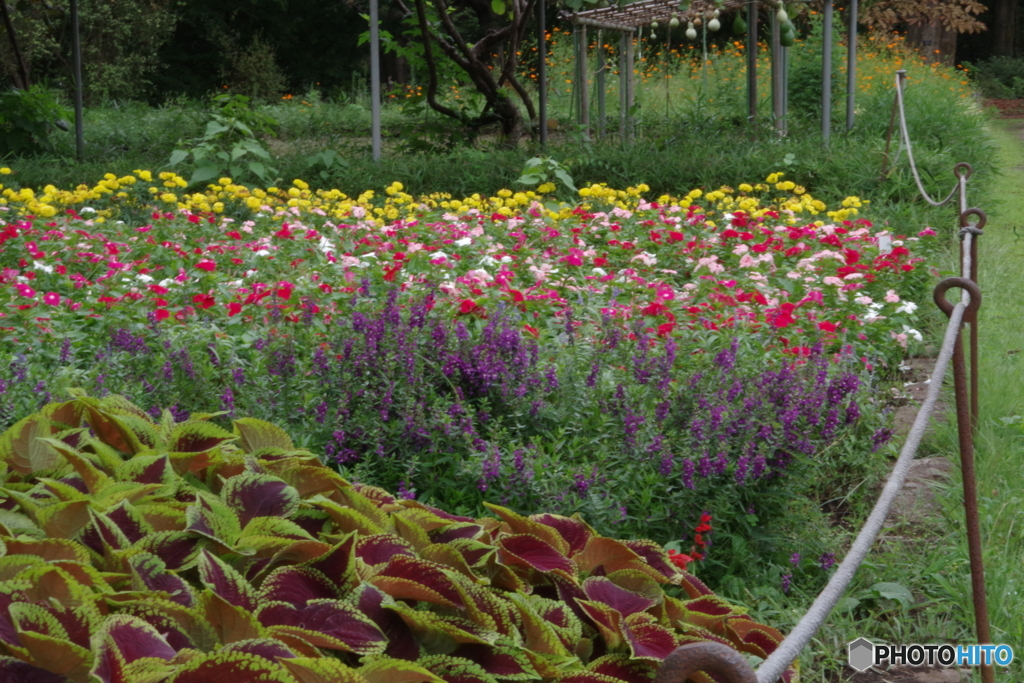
[880,69,906,178]
[959,205,984,431]
[933,277,993,683]
[656,643,757,683]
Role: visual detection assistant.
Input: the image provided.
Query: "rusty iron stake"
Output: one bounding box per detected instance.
[934,277,993,683]
[880,70,906,178]
[655,643,758,683]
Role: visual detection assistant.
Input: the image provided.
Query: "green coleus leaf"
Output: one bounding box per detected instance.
[115,455,176,487]
[0,508,41,537]
[129,531,202,572]
[36,500,91,540]
[199,590,266,645]
[80,403,147,456]
[116,596,216,653]
[358,657,448,683]
[235,517,314,556]
[385,597,499,649]
[39,439,111,494]
[185,493,242,548]
[231,418,294,453]
[3,538,90,564]
[0,414,62,474]
[418,654,499,683]
[221,473,299,527]
[279,657,369,683]
[12,630,93,682]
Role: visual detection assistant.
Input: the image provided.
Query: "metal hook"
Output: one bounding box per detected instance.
[953,162,973,180]
[933,277,982,320]
[959,207,986,232]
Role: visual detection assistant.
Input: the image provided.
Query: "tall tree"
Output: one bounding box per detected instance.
[411,0,539,144]
[862,0,987,63]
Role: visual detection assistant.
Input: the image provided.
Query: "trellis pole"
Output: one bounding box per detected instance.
[369,0,382,161]
[822,0,833,143]
[539,0,548,147]
[746,0,757,127]
[70,0,84,161]
[846,0,858,130]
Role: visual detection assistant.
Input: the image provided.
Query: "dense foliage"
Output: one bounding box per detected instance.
[0,395,796,683]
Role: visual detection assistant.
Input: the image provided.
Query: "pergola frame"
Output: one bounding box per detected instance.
[358,0,858,154]
[556,0,858,144]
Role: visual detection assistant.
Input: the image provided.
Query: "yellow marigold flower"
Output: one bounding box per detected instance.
[497,189,513,198]
[537,183,555,194]
[160,192,177,203]
[793,185,806,195]
[688,189,703,199]
[777,180,796,191]
[636,183,650,193]
[0,167,11,175]
[135,170,152,181]
[738,183,753,192]
[766,172,783,183]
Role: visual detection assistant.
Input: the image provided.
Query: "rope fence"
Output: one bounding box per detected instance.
[655,70,994,683]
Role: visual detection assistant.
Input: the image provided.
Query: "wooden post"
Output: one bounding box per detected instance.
[847,0,858,131]
[822,0,833,143]
[579,24,590,139]
[369,0,382,161]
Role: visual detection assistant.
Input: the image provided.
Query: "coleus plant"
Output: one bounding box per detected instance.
[0,395,797,683]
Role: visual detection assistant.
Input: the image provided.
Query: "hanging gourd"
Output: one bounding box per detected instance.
[708,10,721,32]
[733,13,748,34]
[669,14,680,28]
[686,21,697,40]
[776,7,789,22]
[652,20,659,28]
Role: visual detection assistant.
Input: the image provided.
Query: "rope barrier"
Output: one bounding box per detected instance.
[893,70,960,207]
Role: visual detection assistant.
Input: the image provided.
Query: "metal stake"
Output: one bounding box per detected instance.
[369,0,382,162]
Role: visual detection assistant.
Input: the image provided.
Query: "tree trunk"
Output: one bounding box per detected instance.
[989,0,1018,56]
[906,16,958,65]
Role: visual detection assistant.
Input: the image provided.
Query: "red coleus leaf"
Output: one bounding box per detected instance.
[198,549,258,612]
[529,513,593,556]
[370,555,465,609]
[356,533,417,566]
[91,615,177,683]
[128,552,195,607]
[0,657,78,683]
[587,653,658,683]
[221,472,299,526]
[351,583,421,660]
[450,643,535,678]
[164,651,291,683]
[622,614,679,661]
[258,565,341,606]
[257,599,386,654]
[219,638,297,660]
[498,534,575,575]
[582,576,657,617]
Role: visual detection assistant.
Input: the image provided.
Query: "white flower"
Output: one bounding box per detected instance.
[896,301,918,315]
[592,267,607,276]
[32,260,53,274]
[902,325,923,342]
[136,274,154,283]
[454,237,472,247]
[255,249,270,257]
[500,255,513,263]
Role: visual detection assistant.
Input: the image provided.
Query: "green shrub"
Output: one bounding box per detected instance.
[0,86,70,156]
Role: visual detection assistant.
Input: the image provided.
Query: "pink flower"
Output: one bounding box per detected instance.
[15,284,36,298]
[43,292,60,306]
[884,289,900,303]
[917,228,937,237]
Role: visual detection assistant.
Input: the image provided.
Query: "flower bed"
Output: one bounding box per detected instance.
[0,168,936,581]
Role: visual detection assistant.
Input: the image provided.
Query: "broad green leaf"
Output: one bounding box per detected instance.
[232,418,294,453]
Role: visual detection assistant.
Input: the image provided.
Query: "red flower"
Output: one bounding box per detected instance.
[227,302,242,317]
[196,260,216,272]
[459,299,478,315]
[666,549,692,571]
[154,309,170,321]
[192,293,216,309]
